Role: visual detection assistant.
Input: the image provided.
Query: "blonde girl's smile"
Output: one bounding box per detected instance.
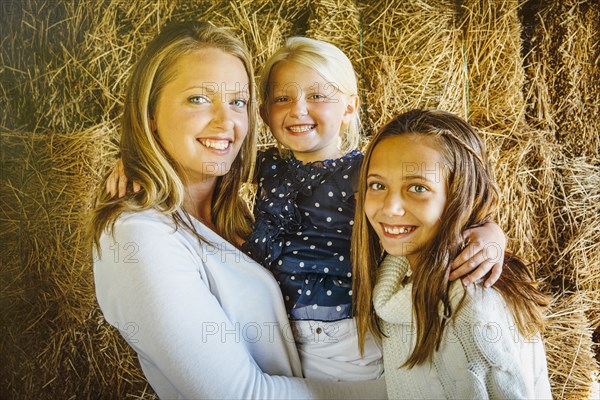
[286,124,317,135]
[262,60,358,163]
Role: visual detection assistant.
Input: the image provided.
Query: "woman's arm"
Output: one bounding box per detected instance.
[94,214,386,399]
[449,221,506,287]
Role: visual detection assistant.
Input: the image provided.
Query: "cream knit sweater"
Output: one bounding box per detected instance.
[373,255,552,399]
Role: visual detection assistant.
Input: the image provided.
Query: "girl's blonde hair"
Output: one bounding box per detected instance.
[90,21,257,251]
[352,109,549,367]
[259,37,360,156]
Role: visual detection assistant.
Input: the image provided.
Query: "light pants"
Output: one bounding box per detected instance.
[292,318,384,381]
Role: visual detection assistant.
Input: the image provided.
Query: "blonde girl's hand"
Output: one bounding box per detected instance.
[448,221,506,288]
[106,158,141,198]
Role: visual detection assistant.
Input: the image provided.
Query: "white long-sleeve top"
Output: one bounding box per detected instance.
[374,255,552,400]
[94,209,386,399]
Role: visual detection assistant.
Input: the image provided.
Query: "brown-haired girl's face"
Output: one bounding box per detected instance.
[152,48,250,184]
[364,134,448,266]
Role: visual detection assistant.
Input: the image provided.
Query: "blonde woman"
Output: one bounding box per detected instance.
[90,21,387,399]
[352,109,552,398]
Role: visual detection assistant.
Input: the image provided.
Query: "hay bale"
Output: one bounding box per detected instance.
[360,0,465,132]
[306,0,363,79]
[522,0,600,158]
[0,1,173,133]
[0,126,156,398]
[544,292,598,399]
[550,157,600,328]
[480,127,548,265]
[459,0,527,126]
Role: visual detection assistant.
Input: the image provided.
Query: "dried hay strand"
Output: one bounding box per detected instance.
[360,0,465,133]
[548,156,600,327]
[544,292,598,399]
[459,0,526,127]
[1,126,156,398]
[478,126,549,267]
[523,0,600,158]
[306,0,362,76]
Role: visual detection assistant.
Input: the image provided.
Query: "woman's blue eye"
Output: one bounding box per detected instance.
[408,184,428,193]
[232,99,248,108]
[189,95,209,104]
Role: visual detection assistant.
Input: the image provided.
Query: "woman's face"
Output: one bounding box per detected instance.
[152,48,250,185]
[364,134,448,266]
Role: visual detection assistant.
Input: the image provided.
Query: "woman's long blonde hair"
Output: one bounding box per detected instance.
[352,109,549,367]
[90,21,257,251]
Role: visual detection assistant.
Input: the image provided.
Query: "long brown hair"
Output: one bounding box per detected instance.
[352,109,549,366]
[89,21,257,251]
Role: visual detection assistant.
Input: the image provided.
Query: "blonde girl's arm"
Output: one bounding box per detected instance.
[448,221,506,287]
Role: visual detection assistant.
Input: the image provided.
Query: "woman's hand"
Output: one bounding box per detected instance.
[106,158,141,198]
[448,221,506,288]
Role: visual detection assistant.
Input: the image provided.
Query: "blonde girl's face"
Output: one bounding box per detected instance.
[152,48,249,185]
[364,134,448,266]
[261,61,358,163]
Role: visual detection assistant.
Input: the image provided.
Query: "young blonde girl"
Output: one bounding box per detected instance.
[243,38,507,381]
[353,109,552,398]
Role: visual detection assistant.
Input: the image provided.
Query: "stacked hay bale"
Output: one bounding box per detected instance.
[0,0,598,398]
[0,126,154,398]
[521,1,600,396]
[462,1,599,397]
[359,0,465,133]
[458,0,542,265]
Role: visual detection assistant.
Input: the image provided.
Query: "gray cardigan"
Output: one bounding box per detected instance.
[374,255,552,399]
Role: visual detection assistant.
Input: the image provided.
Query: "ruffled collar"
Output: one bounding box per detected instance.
[287,149,363,171]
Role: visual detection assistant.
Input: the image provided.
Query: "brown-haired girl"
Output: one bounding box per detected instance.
[352,109,552,398]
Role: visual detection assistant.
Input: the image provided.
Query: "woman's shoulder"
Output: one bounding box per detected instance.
[112,209,176,232]
[101,209,203,251]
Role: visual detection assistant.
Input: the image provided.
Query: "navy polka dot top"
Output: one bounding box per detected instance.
[242,148,363,322]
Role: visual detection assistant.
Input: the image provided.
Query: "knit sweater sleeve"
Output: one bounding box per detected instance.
[451,284,550,399]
